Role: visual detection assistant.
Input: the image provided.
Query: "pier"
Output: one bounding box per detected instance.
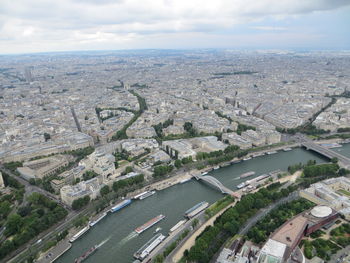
[193,174,241,199]
[301,141,350,168]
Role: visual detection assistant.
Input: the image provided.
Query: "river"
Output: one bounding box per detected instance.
[56,144,350,263]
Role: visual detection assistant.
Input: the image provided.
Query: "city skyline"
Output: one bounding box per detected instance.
[0,0,350,54]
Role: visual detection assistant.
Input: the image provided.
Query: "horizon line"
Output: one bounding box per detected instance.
[1,47,350,56]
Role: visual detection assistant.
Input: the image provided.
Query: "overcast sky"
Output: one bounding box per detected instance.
[0,0,349,54]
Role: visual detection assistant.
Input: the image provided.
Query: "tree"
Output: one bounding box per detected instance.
[29,178,36,185]
[72,195,90,210]
[0,240,15,259]
[184,122,193,132]
[0,201,11,218]
[125,166,133,174]
[112,174,144,192]
[174,159,182,168]
[100,185,110,197]
[192,218,199,228]
[153,254,164,263]
[5,214,23,236]
[331,157,338,163]
[44,132,51,141]
[153,165,173,177]
[338,168,349,176]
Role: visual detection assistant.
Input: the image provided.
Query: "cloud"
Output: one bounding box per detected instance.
[0,0,349,53]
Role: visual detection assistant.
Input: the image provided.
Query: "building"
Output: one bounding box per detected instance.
[257,205,338,263]
[222,133,252,149]
[163,125,185,136]
[257,239,287,263]
[24,67,33,82]
[80,150,115,182]
[241,130,265,147]
[261,130,281,145]
[17,155,70,180]
[189,136,226,153]
[300,176,350,220]
[162,139,197,159]
[50,165,85,192]
[0,172,4,188]
[51,179,67,193]
[149,150,171,163]
[121,138,159,156]
[60,177,100,206]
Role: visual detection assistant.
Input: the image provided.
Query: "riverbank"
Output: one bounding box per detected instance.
[170,201,237,263]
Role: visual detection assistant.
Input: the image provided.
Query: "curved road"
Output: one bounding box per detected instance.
[238,191,299,235]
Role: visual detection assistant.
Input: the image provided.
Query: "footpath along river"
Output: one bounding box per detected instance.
[56,144,350,263]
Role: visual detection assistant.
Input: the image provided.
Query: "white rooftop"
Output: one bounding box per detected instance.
[311,206,332,218]
[260,239,286,259]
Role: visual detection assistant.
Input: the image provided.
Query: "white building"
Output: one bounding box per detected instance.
[81,150,116,182]
[60,177,100,206]
[241,130,266,147]
[162,140,197,159]
[257,239,286,263]
[222,133,252,149]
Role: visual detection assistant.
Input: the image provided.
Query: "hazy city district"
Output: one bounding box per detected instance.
[1,50,350,263]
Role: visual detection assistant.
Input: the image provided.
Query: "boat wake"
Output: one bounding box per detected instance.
[118,232,138,247]
[97,236,111,248]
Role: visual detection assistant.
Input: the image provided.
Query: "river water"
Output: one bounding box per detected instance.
[56,144,350,263]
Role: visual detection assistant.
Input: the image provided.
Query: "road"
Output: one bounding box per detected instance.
[238,191,299,235]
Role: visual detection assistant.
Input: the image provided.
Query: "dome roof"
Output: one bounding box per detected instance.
[311,206,332,218]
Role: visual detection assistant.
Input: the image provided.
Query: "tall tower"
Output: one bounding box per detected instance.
[0,172,5,189]
[70,106,82,132]
[24,67,33,83]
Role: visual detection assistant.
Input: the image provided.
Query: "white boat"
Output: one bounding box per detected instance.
[283,147,292,152]
[154,227,162,234]
[213,166,220,170]
[140,191,156,200]
[134,233,166,260]
[180,178,191,184]
[201,172,208,176]
[252,153,265,158]
[240,171,255,179]
[89,212,107,227]
[169,220,187,233]
[237,182,246,189]
[243,157,251,161]
[184,201,209,218]
[267,151,278,155]
[69,226,90,243]
[320,143,342,149]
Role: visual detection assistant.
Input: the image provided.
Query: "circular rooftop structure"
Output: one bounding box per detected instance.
[311,206,332,218]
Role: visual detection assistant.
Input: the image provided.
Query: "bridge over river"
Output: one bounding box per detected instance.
[193,174,241,199]
[301,141,350,169]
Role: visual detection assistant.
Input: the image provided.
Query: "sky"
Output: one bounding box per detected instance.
[0,0,350,54]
